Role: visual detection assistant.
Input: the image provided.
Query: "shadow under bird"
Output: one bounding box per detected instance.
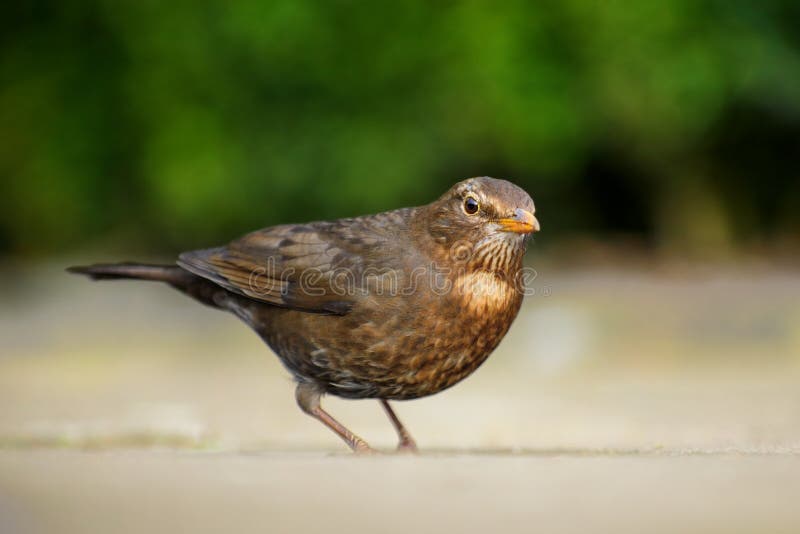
[69,177,540,452]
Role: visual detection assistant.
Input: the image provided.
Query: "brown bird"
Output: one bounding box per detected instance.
[69,177,539,453]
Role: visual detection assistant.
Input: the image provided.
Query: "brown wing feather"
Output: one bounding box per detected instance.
[177,209,414,315]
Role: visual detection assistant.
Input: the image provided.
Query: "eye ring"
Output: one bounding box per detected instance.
[463,195,480,215]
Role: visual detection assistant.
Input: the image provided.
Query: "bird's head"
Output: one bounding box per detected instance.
[423,177,539,274]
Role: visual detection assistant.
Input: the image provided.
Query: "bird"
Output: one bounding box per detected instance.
[69,176,540,453]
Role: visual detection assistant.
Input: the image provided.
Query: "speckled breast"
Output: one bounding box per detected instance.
[374,271,525,400]
[254,268,525,401]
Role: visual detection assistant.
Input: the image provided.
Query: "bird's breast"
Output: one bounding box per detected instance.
[257,265,525,400]
[453,270,517,316]
[365,268,523,399]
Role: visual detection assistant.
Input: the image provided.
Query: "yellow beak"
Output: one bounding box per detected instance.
[497,208,540,234]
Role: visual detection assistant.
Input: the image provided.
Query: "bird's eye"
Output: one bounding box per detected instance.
[463,195,479,215]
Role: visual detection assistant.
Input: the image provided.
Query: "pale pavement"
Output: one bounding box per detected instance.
[1,261,799,533]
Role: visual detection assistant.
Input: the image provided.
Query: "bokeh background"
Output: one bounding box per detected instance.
[1,2,800,533]
[2,0,799,257]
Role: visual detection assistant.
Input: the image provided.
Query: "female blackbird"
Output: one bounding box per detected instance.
[69,177,539,452]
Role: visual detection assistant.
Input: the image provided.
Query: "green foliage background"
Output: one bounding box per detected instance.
[1,1,799,256]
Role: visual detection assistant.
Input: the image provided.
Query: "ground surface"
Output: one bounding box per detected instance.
[1,260,799,533]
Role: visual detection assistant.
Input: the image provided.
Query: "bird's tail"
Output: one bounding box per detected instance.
[67,263,190,285]
[67,262,227,309]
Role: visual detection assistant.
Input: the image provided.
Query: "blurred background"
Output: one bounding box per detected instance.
[1,2,800,533]
[2,0,799,257]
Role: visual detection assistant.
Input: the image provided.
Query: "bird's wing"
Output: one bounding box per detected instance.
[177,210,412,315]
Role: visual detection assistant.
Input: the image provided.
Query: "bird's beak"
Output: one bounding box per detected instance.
[497,208,540,234]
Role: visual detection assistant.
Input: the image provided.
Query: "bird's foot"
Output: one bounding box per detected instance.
[352,439,377,455]
[396,437,419,454]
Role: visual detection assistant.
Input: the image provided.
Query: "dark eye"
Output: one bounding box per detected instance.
[463,195,479,215]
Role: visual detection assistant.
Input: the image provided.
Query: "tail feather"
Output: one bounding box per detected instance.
[68,262,229,310]
[67,263,187,284]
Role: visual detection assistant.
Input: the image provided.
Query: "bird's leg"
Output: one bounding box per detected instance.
[380,400,418,453]
[295,382,373,453]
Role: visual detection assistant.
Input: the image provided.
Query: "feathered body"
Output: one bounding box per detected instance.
[70,176,539,451]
